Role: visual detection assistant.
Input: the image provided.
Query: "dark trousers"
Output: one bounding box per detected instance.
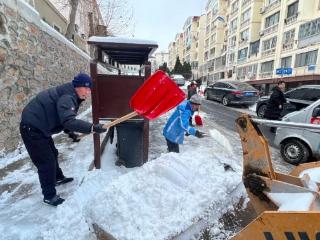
[20,124,64,199]
[166,138,179,153]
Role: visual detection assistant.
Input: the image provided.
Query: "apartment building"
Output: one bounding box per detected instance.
[168,42,177,70]
[175,32,185,64]
[249,0,320,92]
[197,14,207,80]
[151,51,169,72]
[169,0,320,92]
[183,16,201,79]
[25,0,104,53]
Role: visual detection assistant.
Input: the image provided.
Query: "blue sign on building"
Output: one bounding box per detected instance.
[308,65,316,71]
[276,68,292,75]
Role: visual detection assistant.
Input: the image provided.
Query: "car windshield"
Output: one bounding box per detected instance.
[230,82,256,91]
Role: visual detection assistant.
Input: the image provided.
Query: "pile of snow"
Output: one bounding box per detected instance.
[0,108,245,240]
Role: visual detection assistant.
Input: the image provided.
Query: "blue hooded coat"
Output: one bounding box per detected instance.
[163,100,197,144]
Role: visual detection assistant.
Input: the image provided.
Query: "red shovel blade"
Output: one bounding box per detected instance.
[195,115,203,126]
[130,70,185,120]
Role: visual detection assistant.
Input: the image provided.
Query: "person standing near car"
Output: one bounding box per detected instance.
[20,73,106,206]
[264,81,286,132]
[163,94,206,153]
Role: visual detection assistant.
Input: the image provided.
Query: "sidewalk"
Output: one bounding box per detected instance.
[0,108,245,240]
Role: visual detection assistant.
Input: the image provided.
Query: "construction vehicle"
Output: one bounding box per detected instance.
[233,114,320,240]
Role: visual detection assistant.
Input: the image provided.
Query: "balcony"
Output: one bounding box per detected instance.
[282,42,294,51]
[261,0,281,14]
[242,0,252,9]
[284,13,299,26]
[237,57,247,64]
[230,8,238,18]
[259,72,273,79]
[240,19,250,29]
[261,24,278,36]
[261,48,276,57]
[239,39,249,47]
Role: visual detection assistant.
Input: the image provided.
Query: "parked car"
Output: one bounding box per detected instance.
[274,99,320,165]
[256,85,320,118]
[171,74,186,86]
[204,80,259,106]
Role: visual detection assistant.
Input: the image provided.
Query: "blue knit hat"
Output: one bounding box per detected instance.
[72,73,92,89]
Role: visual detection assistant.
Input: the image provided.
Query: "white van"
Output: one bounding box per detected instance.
[274,99,320,165]
[171,74,186,86]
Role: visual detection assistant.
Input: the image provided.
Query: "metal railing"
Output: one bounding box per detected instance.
[262,24,279,36]
[261,48,276,57]
[284,13,299,26]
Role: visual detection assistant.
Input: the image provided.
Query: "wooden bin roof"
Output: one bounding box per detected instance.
[88,36,158,65]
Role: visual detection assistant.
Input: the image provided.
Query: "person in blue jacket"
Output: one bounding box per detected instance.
[20,73,106,206]
[163,94,205,153]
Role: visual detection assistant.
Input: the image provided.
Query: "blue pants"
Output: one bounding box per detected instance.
[20,124,64,199]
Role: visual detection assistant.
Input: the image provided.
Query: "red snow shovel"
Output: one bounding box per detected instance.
[99,70,185,129]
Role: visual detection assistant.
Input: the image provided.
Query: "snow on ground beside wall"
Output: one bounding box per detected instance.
[0,109,244,240]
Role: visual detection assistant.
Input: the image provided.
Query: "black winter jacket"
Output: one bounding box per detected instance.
[264,86,286,120]
[21,83,92,136]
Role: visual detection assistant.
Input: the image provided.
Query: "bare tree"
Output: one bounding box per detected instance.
[97,0,134,36]
[65,0,80,40]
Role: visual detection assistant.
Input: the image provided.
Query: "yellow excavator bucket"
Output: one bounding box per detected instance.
[233,114,320,240]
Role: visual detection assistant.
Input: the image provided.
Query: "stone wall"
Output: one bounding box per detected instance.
[0,0,92,152]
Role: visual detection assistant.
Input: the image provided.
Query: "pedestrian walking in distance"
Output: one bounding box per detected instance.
[187,82,198,126]
[20,73,106,206]
[264,81,286,132]
[163,94,206,153]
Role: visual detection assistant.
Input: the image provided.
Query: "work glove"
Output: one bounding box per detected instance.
[68,132,80,142]
[92,124,107,134]
[195,130,205,138]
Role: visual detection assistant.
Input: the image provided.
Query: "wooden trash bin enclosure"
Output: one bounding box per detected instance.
[87,36,158,169]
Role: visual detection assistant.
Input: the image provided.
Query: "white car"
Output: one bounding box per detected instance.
[171,74,186,86]
[274,99,320,165]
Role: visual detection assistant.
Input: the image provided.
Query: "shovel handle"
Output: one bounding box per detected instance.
[76,111,139,140]
[102,111,138,129]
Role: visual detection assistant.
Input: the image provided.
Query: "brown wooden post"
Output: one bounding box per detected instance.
[143,61,151,163]
[90,60,101,169]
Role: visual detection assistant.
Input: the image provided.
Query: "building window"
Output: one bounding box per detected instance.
[281,56,292,68]
[231,0,239,13]
[283,29,295,43]
[241,8,251,24]
[240,28,249,42]
[261,60,274,73]
[299,18,320,40]
[53,24,61,33]
[249,40,260,57]
[229,36,237,47]
[295,50,318,67]
[265,11,280,28]
[262,36,277,51]
[230,18,238,32]
[287,1,299,18]
[238,47,248,60]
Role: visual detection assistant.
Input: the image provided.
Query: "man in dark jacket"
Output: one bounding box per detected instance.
[264,81,286,132]
[20,73,106,206]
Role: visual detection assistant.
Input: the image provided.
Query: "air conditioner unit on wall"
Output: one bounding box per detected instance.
[260,7,265,14]
[259,31,264,36]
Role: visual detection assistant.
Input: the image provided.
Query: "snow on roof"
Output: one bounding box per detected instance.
[267,192,315,211]
[88,36,158,46]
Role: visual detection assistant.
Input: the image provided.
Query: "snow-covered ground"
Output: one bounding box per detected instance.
[0,109,246,240]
